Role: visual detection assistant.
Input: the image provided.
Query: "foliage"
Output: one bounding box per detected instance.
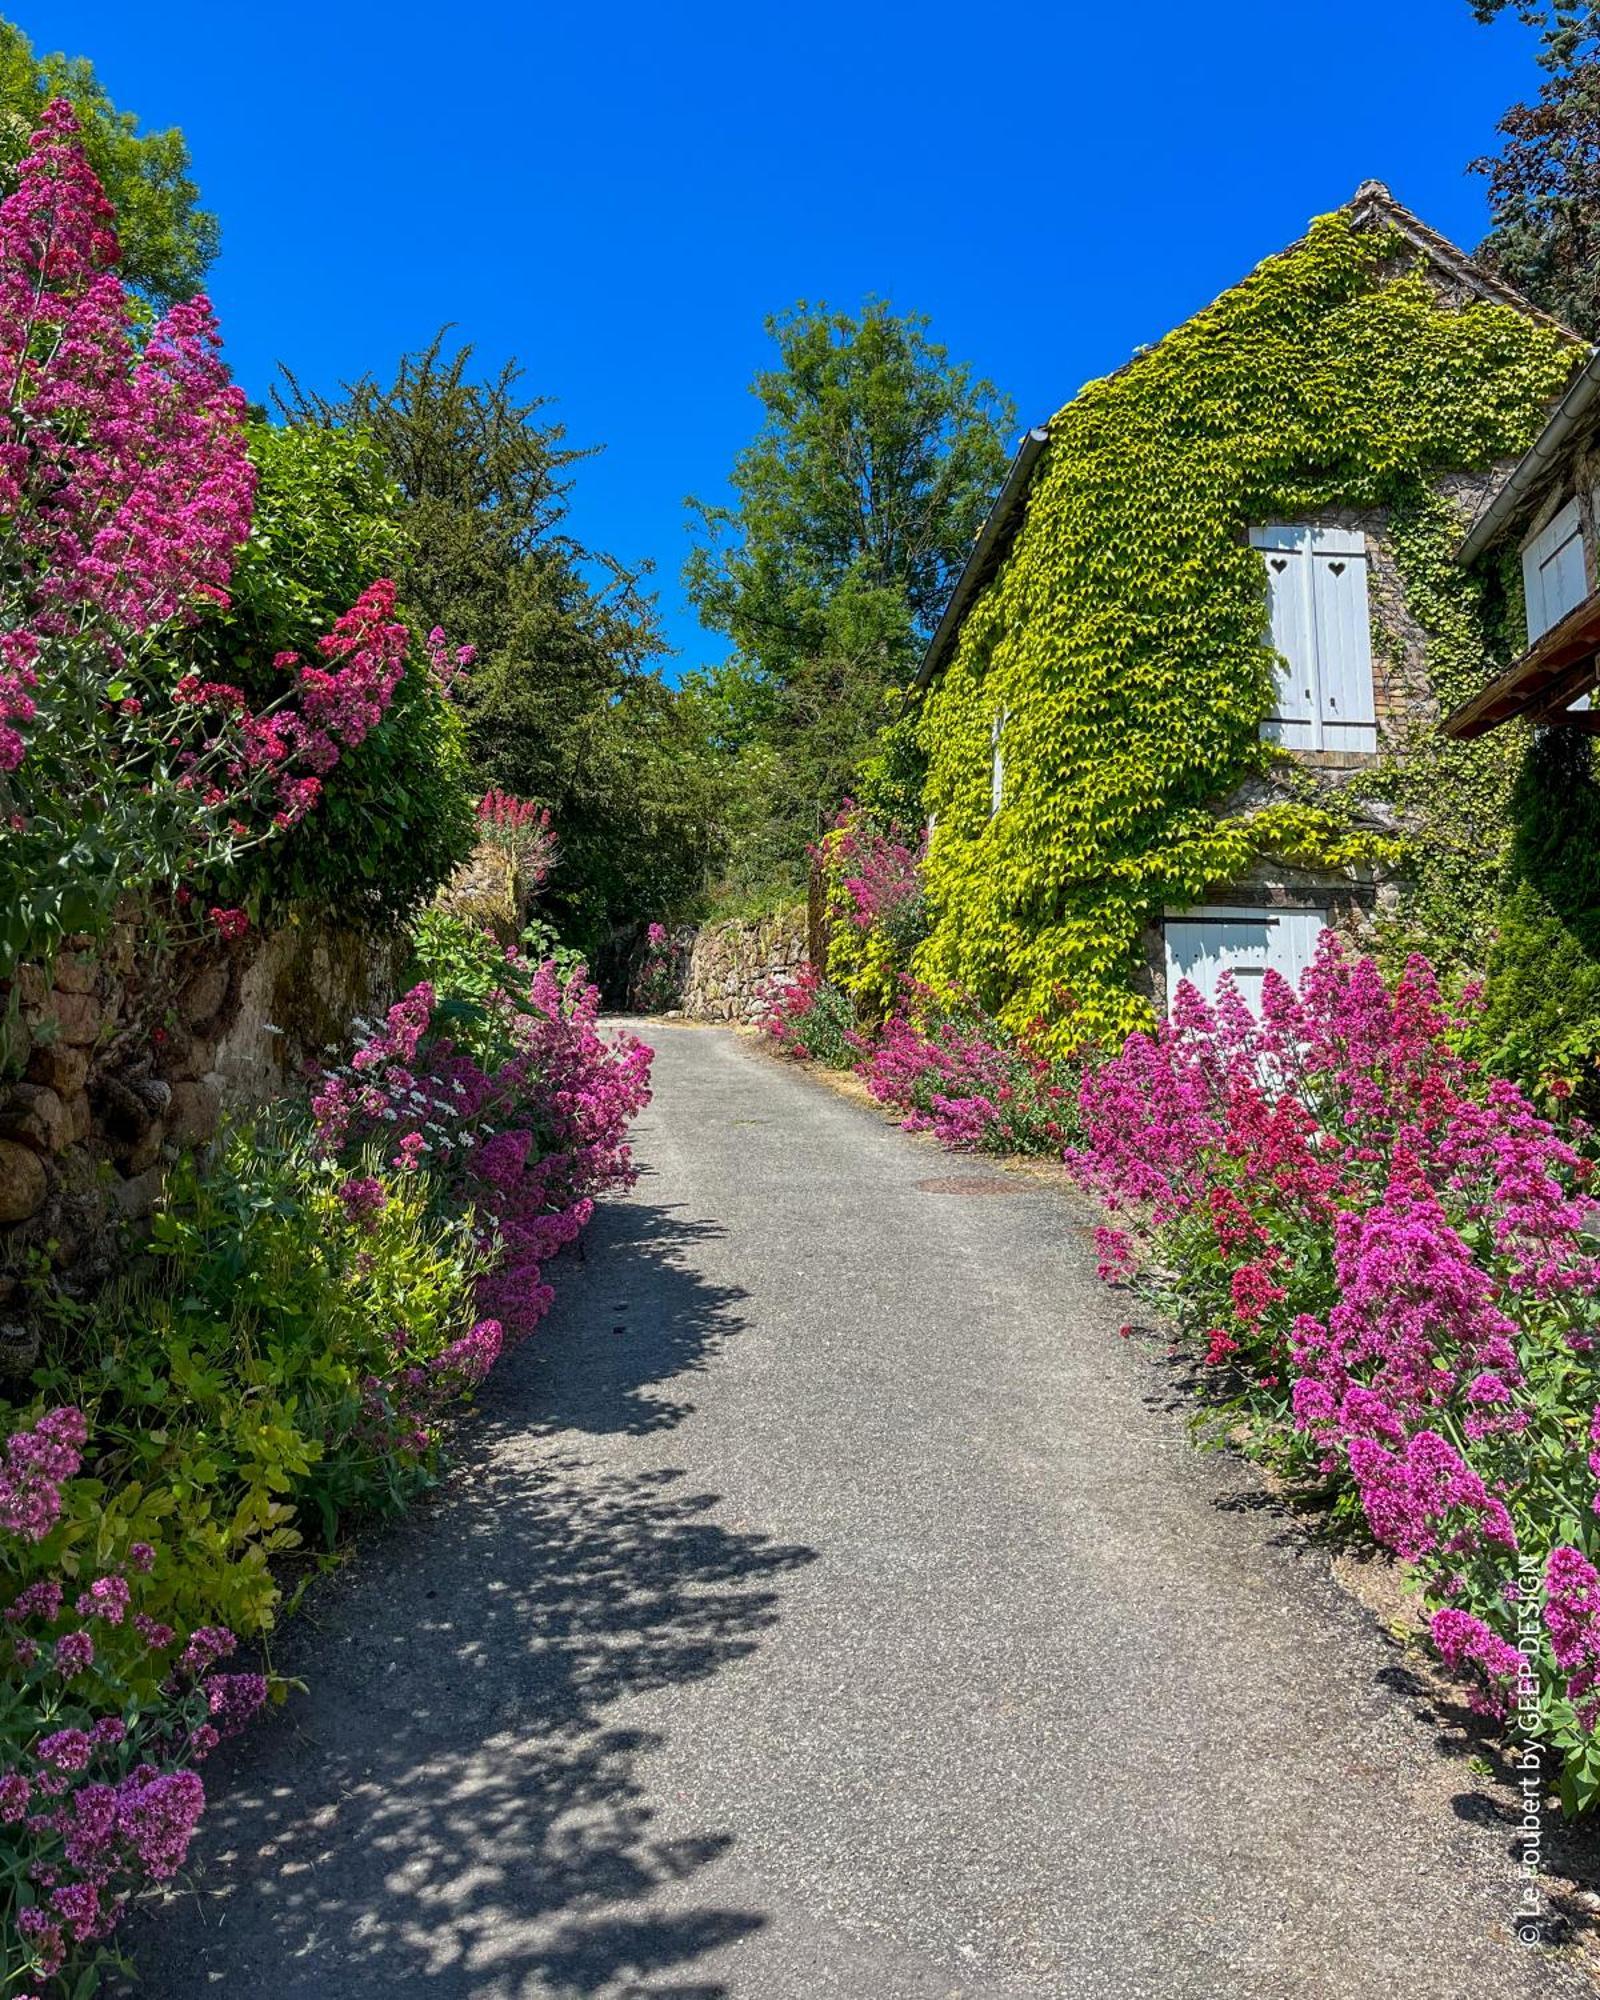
[0,1406,267,1994]
[280,335,716,956]
[315,940,653,1338]
[0,17,217,307]
[857,984,1082,1154]
[813,802,927,1023]
[476,790,557,884]
[760,967,859,1068]
[4,924,652,1987]
[1476,730,1600,1108]
[915,212,1573,1048]
[29,1118,489,1642]
[0,107,430,974]
[1469,1,1600,337]
[685,299,1013,899]
[1076,936,1600,1814]
[184,421,477,931]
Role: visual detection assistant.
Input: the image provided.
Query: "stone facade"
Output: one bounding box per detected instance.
[0,919,405,1309]
[632,907,809,1024]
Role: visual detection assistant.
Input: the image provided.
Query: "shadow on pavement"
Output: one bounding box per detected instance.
[121,1198,816,1999]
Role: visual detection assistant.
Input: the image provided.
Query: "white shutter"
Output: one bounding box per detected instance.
[1310,527,1376,753]
[1252,524,1375,753]
[990,708,1007,815]
[1163,906,1328,1018]
[1251,526,1316,749]
[1522,498,1587,643]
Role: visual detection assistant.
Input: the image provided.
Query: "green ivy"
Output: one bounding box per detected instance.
[915,214,1573,1044]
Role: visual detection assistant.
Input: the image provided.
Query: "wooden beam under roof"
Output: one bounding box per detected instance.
[1441,591,1600,738]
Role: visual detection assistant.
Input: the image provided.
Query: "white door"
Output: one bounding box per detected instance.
[1163,906,1326,1016]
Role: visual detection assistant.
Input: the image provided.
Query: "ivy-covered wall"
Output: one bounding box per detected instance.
[915,212,1575,1045]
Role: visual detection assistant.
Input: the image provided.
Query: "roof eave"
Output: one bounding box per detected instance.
[913,427,1049,693]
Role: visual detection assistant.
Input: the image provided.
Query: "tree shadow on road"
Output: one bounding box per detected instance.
[122,1198,815,1999]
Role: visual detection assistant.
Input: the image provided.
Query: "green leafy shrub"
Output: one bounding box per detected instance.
[1476,731,1600,1111]
[185,422,477,930]
[25,1114,488,1641]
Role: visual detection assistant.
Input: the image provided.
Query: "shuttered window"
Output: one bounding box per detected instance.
[1163,906,1327,1018]
[1522,498,1588,644]
[1251,525,1376,754]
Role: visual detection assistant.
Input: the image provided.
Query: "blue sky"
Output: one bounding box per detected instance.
[35,2,1546,671]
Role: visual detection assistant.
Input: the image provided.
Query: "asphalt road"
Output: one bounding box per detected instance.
[124,1022,1586,1999]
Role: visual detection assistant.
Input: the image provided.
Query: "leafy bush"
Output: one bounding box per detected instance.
[186,421,478,931]
[858,986,1081,1154]
[312,939,652,1339]
[760,967,859,1068]
[30,1114,489,1641]
[1075,935,1600,1813]
[0,1404,269,1993]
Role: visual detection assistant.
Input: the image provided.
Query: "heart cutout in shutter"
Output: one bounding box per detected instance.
[1269,557,1288,573]
[1328,560,1347,576]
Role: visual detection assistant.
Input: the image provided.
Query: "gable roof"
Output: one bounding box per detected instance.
[913,184,1575,693]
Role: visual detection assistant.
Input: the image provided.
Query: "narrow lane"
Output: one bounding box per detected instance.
[126,1023,1579,1998]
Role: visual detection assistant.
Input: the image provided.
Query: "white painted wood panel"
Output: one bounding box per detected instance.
[1163,906,1327,1017]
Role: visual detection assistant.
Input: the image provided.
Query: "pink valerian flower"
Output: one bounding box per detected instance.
[0,1408,88,1543]
[207,905,249,941]
[337,1174,387,1229]
[1347,1429,1516,1567]
[1092,1226,1134,1283]
[177,1626,236,1677]
[54,1631,94,1676]
[1430,1608,1534,1721]
[203,1673,268,1738]
[425,624,474,694]
[1546,1546,1600,1729]
[476,789,557,884]
[75,1575,131,1626]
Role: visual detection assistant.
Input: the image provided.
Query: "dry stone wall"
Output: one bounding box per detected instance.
[0,919,405,1307]
[632,907,808,1024]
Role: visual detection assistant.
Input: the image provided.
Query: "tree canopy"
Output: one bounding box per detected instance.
[684,299,1013,899]
[0,17,218,306]
[1470,1,1600,336]
[282,336,724,959]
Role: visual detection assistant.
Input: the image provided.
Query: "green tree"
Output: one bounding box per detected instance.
[1469,2,1600,336]
[0,17,218,305]
[685,299,1013,896]
[282,336,722,958]
[183,420,477,929]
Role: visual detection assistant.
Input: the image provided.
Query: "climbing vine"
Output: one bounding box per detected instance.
[914,214,1573,1045]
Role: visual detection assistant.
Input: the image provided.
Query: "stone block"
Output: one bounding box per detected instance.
[167,1077,222,1148]
[53,992,100,1047]
[53,952,97,995]
[27,1042,89,1098]
[0,1140,47,1223]
[179,962,230,1031]
[0,1084,70,1154]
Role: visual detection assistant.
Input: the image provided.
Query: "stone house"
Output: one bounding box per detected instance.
[1444,342,1600,740]
[911,184,1577,1041]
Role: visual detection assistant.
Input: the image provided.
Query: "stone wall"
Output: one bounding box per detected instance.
[0,920,405,1304]
[631,907,809,1024]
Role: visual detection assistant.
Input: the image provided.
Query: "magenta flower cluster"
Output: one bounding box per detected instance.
[311,954,652,1429]
[0,1410,266,1990]
[1073,934,1600,1800]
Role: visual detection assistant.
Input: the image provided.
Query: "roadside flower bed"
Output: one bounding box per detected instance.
[2,932,650,1990]
[763,971,1079,1154]
[1073,935,1600,1814]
